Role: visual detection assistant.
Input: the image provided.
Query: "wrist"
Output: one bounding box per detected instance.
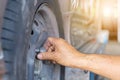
[71,52,87,69]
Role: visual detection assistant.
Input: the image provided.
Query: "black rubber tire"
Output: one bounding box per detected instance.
[1,0,64,80]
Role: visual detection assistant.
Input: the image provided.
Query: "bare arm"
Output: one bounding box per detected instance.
[74,54,120,80]
[37,37,120,80]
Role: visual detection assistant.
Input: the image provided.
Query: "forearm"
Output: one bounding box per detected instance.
[73,53,120,80]
[38,37,120,79]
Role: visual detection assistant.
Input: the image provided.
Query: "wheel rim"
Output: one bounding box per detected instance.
[27,4,59,80]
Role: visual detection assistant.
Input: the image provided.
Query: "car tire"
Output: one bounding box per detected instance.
[1,0,64,80]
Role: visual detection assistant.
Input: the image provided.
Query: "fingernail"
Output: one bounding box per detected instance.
[37,54,42,59]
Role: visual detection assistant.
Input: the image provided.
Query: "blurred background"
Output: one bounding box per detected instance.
[0,0,120,80]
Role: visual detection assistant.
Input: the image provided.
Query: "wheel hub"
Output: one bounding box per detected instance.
[27,4,59,80]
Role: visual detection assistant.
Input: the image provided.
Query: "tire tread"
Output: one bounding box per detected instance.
[2,0,21,79]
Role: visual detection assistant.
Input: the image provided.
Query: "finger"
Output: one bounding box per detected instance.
[44,41,51,51]
[50,46,55,51]
[48,47,52,52]
[47,48,52,52]
[47,37,59,45]
[48,46,55,52]
[44,37,58,51]
[37,52,54,60]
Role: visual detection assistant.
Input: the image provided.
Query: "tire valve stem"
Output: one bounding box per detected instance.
[39,47,46,53]
[35,47,46,59]
[35,47,51,64]
[35,49,40,60]
[35,49,40,54]
[35,47,46,53]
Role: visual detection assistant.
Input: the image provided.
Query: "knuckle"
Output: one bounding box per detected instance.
[58,38,65,44]
[59,38,65,43]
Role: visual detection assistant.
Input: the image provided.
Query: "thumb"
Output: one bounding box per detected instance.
[37,52,53,60]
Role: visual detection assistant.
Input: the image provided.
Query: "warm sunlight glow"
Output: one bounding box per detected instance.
[102,6,112,17]
[71,0,79,9]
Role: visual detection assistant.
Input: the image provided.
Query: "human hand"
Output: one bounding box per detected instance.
[37,37,84,67]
